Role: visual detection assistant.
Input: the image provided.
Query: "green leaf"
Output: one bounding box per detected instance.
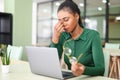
[0,44,11,65]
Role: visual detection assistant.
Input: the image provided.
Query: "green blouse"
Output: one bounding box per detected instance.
[50,28,105,76]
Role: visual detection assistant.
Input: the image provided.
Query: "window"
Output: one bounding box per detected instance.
[33,0,120,46]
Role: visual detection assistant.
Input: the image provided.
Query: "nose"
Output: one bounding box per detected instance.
[60,19,64,24]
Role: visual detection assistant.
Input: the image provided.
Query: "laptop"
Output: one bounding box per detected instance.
[25,46,75,80]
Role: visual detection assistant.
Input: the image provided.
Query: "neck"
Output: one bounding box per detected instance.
[70,24,83,40]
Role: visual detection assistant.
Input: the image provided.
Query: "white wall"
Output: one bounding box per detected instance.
[0,0,4,12]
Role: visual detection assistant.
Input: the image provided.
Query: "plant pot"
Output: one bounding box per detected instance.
[1,65,10,73]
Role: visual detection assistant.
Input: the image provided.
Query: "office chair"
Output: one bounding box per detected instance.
[105,43,120,49]
[7,45,23,60]
[103,50,110,77]
[104,43,120,79]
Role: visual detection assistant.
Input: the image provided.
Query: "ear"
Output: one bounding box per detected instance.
[75,13,79,20]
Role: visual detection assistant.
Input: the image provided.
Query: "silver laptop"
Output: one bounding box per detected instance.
[25,46,75,80]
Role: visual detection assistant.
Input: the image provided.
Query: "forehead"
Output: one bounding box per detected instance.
[57,10,73,19]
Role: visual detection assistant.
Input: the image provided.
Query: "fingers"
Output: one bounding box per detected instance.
[71,62,78,72]
[56,25,64,33]
[71,62,85,76]
[52,21,64,44]
[55,21,65,32]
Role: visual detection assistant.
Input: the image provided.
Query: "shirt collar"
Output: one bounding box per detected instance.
[75,28,90,41]
[62,32,71,40]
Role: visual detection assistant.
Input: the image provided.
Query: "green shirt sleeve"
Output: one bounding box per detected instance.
[50,41,63,59]
[50,33,66,59]
[83,32,105,76]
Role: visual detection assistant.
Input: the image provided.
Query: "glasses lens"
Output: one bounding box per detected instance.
[63,47,72,56]
[69,56,77,64]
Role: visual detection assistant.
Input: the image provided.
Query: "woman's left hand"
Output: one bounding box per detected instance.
[71,62,85,76]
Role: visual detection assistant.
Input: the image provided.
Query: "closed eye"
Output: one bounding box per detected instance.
[63,17,69,22]
[58,17,69,22]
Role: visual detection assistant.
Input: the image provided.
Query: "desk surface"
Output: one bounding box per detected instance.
[0,60,116,80]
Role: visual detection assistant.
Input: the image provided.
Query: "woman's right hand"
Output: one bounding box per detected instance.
[52,21,64,44]
[71,62,85,76]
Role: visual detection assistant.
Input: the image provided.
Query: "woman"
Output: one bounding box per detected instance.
[50,0,105,76]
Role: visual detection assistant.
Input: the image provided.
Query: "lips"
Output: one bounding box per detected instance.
[64,28,68,32]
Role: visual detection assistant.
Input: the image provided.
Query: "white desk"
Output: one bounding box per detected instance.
[0,60,117,80]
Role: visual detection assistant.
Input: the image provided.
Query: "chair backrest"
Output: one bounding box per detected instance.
[105,43,120,49]
[7,45,23,60]
[103,50,110,77]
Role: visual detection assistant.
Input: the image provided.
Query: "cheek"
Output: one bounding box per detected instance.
[68,20,77,28]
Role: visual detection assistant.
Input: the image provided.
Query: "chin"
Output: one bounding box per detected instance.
[66,31,70,33]
[64,29,69,32]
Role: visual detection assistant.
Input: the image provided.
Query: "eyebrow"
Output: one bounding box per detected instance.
[58,17,69,20]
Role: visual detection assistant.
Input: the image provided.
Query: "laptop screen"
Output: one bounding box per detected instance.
[25,46,75,79]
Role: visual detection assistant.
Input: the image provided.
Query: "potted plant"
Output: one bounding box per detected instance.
[0,44,11,73]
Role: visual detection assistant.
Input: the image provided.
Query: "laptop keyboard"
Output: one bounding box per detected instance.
[62,71,75,78]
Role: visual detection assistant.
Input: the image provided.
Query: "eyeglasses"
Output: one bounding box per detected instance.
[63,47,83,64]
